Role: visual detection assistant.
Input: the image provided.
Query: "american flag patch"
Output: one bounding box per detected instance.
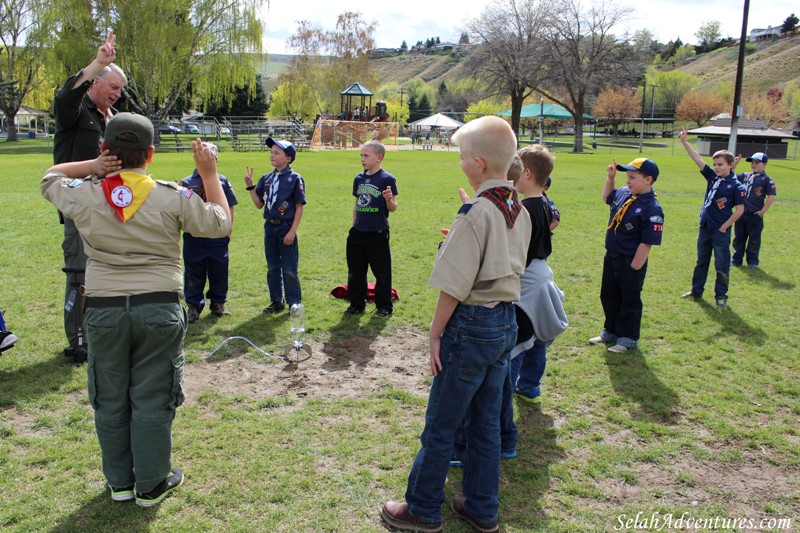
[180,187,194,199]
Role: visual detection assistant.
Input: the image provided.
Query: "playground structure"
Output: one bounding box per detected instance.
[311,83,399,151]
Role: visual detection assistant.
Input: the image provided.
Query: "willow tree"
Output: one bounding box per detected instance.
[0,0,54,142]
[51,0,264,121]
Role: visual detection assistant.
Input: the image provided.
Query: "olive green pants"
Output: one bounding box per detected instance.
[85,302,186,492]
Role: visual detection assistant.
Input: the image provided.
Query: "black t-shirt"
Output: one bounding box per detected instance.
[522,196,553,265]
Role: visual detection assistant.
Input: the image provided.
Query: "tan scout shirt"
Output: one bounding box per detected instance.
[430,179,531,306]
[41,168,230,296]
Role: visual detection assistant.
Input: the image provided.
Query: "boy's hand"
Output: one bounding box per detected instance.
[283,228,296,246]
[440,188,471,236]
[678,127,688,142]
[382,186,393,200]
[607,158,617,180]
[244,166,254,187]
[192,139,217,178]
[93,150,121,177]
[429,335,442,376]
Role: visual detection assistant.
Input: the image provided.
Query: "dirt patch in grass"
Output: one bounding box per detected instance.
[185,326,431,402]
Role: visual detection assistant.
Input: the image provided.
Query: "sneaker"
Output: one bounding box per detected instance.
[681,291,701,300]
[588,335,611,345]
[451,494,499,533]
[747,264,758,269]
[343,305,364,315]
[501,450,517,459]
[262,302,286,314]
[730,260,742,267]
[375,307,393,318]
[187,304,200,324]
[716,299,728,309]
[0,331,18,352]
[514,391,541,404]
[135,468,183,508]
[210,302,231,317]
[109,484,135,502]
[449,457,464,468]
[607,344,629,353]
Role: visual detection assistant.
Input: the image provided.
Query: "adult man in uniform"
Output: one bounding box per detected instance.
[41,113,231,507]
[53,31,127,363]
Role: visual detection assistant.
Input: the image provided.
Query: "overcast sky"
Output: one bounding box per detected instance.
[260,0,794,55]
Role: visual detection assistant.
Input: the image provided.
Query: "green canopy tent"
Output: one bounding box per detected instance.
[497,103,591,119]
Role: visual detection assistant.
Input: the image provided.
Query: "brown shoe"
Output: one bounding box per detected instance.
[451,494,499,533]
[187,304,200,324]
[380,501,442,533]
[210,302,231,317]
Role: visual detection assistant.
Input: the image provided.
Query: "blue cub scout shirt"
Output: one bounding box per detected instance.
[736,171,776,214]
[699,165,745,229]
[255,166,307,221]
[605,187,664,256]
[180,170,238,240]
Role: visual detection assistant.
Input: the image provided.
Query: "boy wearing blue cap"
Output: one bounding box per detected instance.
[589,157,664,353]
[244,138,306,313]
[679,127,746,309]
[731,152,776,269]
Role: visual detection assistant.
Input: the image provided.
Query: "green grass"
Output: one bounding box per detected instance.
[1,137,799,531]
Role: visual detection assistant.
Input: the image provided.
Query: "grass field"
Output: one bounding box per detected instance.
[1,138,798,532]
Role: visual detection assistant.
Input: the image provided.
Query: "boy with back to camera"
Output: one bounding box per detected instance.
[731,152,776,269]
[181,143,238,323]
[679,127,745,309]
[343,140,398,317]
[589,158,664,353]
[380,116,531,533]
[243,138,306,313]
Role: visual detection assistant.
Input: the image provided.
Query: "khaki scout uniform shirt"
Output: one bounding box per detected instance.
[41,168,230,296]
[430,179,532,305]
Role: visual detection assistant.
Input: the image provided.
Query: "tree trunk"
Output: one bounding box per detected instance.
[573,113,584,153]
[4,110,19,142]
[510,95,523,141]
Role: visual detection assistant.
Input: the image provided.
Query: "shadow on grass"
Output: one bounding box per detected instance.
[495,402,565,530]
[0,354,74,408]
[320,308,389,370]
[186,308,291,360]
[741,266,795,290]
[604,349,680,423]
[696,299,768,345]
[49,492,156,532]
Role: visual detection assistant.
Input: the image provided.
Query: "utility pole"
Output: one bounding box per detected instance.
[729,0,751,153]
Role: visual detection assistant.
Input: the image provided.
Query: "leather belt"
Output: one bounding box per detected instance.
[266,218,283,225]
[86,292,180,308]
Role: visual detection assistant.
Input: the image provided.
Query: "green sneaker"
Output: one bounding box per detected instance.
[109,484,135,502]
[135,468,184,508]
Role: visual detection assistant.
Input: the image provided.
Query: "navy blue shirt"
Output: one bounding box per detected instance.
[255,166,307,221]
[735,170,776,213]
[544,192,560,221]
[605,187,664,256]
[180,170,238,241]
[699,165,746,229]
[352,168,398,232]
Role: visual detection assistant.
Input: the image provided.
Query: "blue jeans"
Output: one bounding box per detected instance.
[732,213,764,267]
[691,225,731,300]
[183,234,230,311]
[264,221,301,305]
[405,303,517,524]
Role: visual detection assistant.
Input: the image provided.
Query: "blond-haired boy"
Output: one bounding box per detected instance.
[381,117,531,533]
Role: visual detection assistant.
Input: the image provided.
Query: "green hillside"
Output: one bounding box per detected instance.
[259,34,800,99]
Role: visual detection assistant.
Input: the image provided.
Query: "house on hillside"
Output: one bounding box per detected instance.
[748,26,781,41]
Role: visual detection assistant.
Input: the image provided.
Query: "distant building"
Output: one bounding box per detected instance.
[688,118,794,159]
[748,26,781,41]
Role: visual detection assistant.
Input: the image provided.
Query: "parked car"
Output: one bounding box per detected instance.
[183,124,200,134]
[219,126,231,135]
[158,124,180,134]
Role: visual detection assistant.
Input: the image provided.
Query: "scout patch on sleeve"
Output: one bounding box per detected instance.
[181,187,194,199]
[67,179,84,188]
[649,215,663,224]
